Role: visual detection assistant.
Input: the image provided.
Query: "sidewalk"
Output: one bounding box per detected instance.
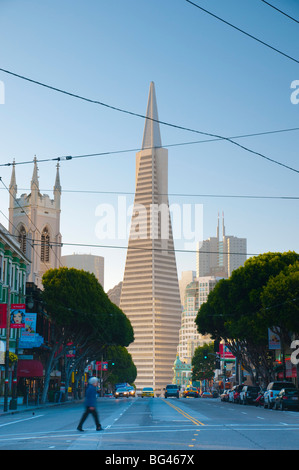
[0,398,82,417]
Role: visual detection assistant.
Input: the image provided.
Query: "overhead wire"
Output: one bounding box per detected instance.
[0,67,298,174]
[185,0,299,65]
[260,0,299,25]
[0,186,297,200]
[1,126,299,169]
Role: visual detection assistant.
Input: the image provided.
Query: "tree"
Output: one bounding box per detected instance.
[260,261,299,379]
[104,345,137,389]
[192,343,215,382]
[41,267,134,403]
[195,252,299,386]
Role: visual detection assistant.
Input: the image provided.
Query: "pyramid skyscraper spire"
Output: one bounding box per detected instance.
[120,83,181,392]
[141,81,162,150]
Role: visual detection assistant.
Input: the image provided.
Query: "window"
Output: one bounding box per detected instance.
[41,227,50,263]
[2,259,7,285]
[18,225,27,254]
[7,260,12,288]
[0,253,3,283]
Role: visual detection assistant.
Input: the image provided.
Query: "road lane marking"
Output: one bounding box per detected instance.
[0,414,44,427]
[162,399,205,426]
[2,425,299,444]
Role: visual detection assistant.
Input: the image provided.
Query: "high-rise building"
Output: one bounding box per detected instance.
[107,281,122,307]
[177,276,220,364]
[196,213,247,278]
[8,158,62,289]
[61,254,104,288]
[179,271,196,308]
[119,82,182,392]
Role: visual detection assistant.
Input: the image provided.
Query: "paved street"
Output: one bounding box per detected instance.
[1,396,299,451]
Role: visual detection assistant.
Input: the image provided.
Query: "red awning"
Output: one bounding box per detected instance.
[17,360,44,378]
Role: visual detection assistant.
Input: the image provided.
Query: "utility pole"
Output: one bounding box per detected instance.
[4,286,11,412]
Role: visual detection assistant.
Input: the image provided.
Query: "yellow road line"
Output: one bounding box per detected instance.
[162,399,205,426]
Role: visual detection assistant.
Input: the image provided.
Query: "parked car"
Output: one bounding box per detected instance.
[114,387,129,398]
[229,385,244,403]
[220,390,230,402]
[273,388,299,411]
[164,384,180,399]
[183,386,199,398]
[239,385,261,405]
[264,381,297,409]
[141,387,154,398]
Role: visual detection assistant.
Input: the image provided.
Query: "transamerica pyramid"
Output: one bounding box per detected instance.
[120,82,182,393]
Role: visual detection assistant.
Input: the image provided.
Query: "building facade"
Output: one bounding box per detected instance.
[8,158,62,289]
[120,82,182,393]
[107,281,122,307]
[177,276,221,364]
[61,254,104,288]
[179,270,196,308]
[196,213,247,278]
[0,223,30,373]
[0,223,29,306]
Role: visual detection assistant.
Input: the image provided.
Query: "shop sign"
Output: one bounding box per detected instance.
[219,343,235,359]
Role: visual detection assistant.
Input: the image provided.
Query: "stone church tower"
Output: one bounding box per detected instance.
[8,157,62,288]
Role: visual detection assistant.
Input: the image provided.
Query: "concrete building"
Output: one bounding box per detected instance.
[196,213,247,278]
[177,276,220,364]
[61,254,104,288]
[8,158,62,289]
[179,271,196,308]
[120,82,182,392]
[107,281,122,307]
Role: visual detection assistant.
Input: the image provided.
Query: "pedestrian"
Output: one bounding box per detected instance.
[77,377,102,431]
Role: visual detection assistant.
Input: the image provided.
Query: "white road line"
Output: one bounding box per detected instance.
[0,414,44,427]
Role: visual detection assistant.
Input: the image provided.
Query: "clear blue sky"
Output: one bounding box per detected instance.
[0,0,298,290]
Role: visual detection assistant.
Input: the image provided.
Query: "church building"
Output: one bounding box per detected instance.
[8,157,62,289]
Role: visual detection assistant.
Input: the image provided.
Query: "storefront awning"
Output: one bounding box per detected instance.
[17,360,43,378]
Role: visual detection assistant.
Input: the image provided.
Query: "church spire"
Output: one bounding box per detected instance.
[9,159,17,192]
[54,162,61,209]
[31,156,39,191]
[9,159,17,217]
[54,162,61,193]
[141,81,162,150]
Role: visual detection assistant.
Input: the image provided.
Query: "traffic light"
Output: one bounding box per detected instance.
[203,349,208,360]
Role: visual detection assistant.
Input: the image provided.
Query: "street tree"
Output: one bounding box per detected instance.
[40,267,134,403]
[260,261,299,379]
[192,343,215,382]
[103,345,137,389]
[195,251,299,386]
